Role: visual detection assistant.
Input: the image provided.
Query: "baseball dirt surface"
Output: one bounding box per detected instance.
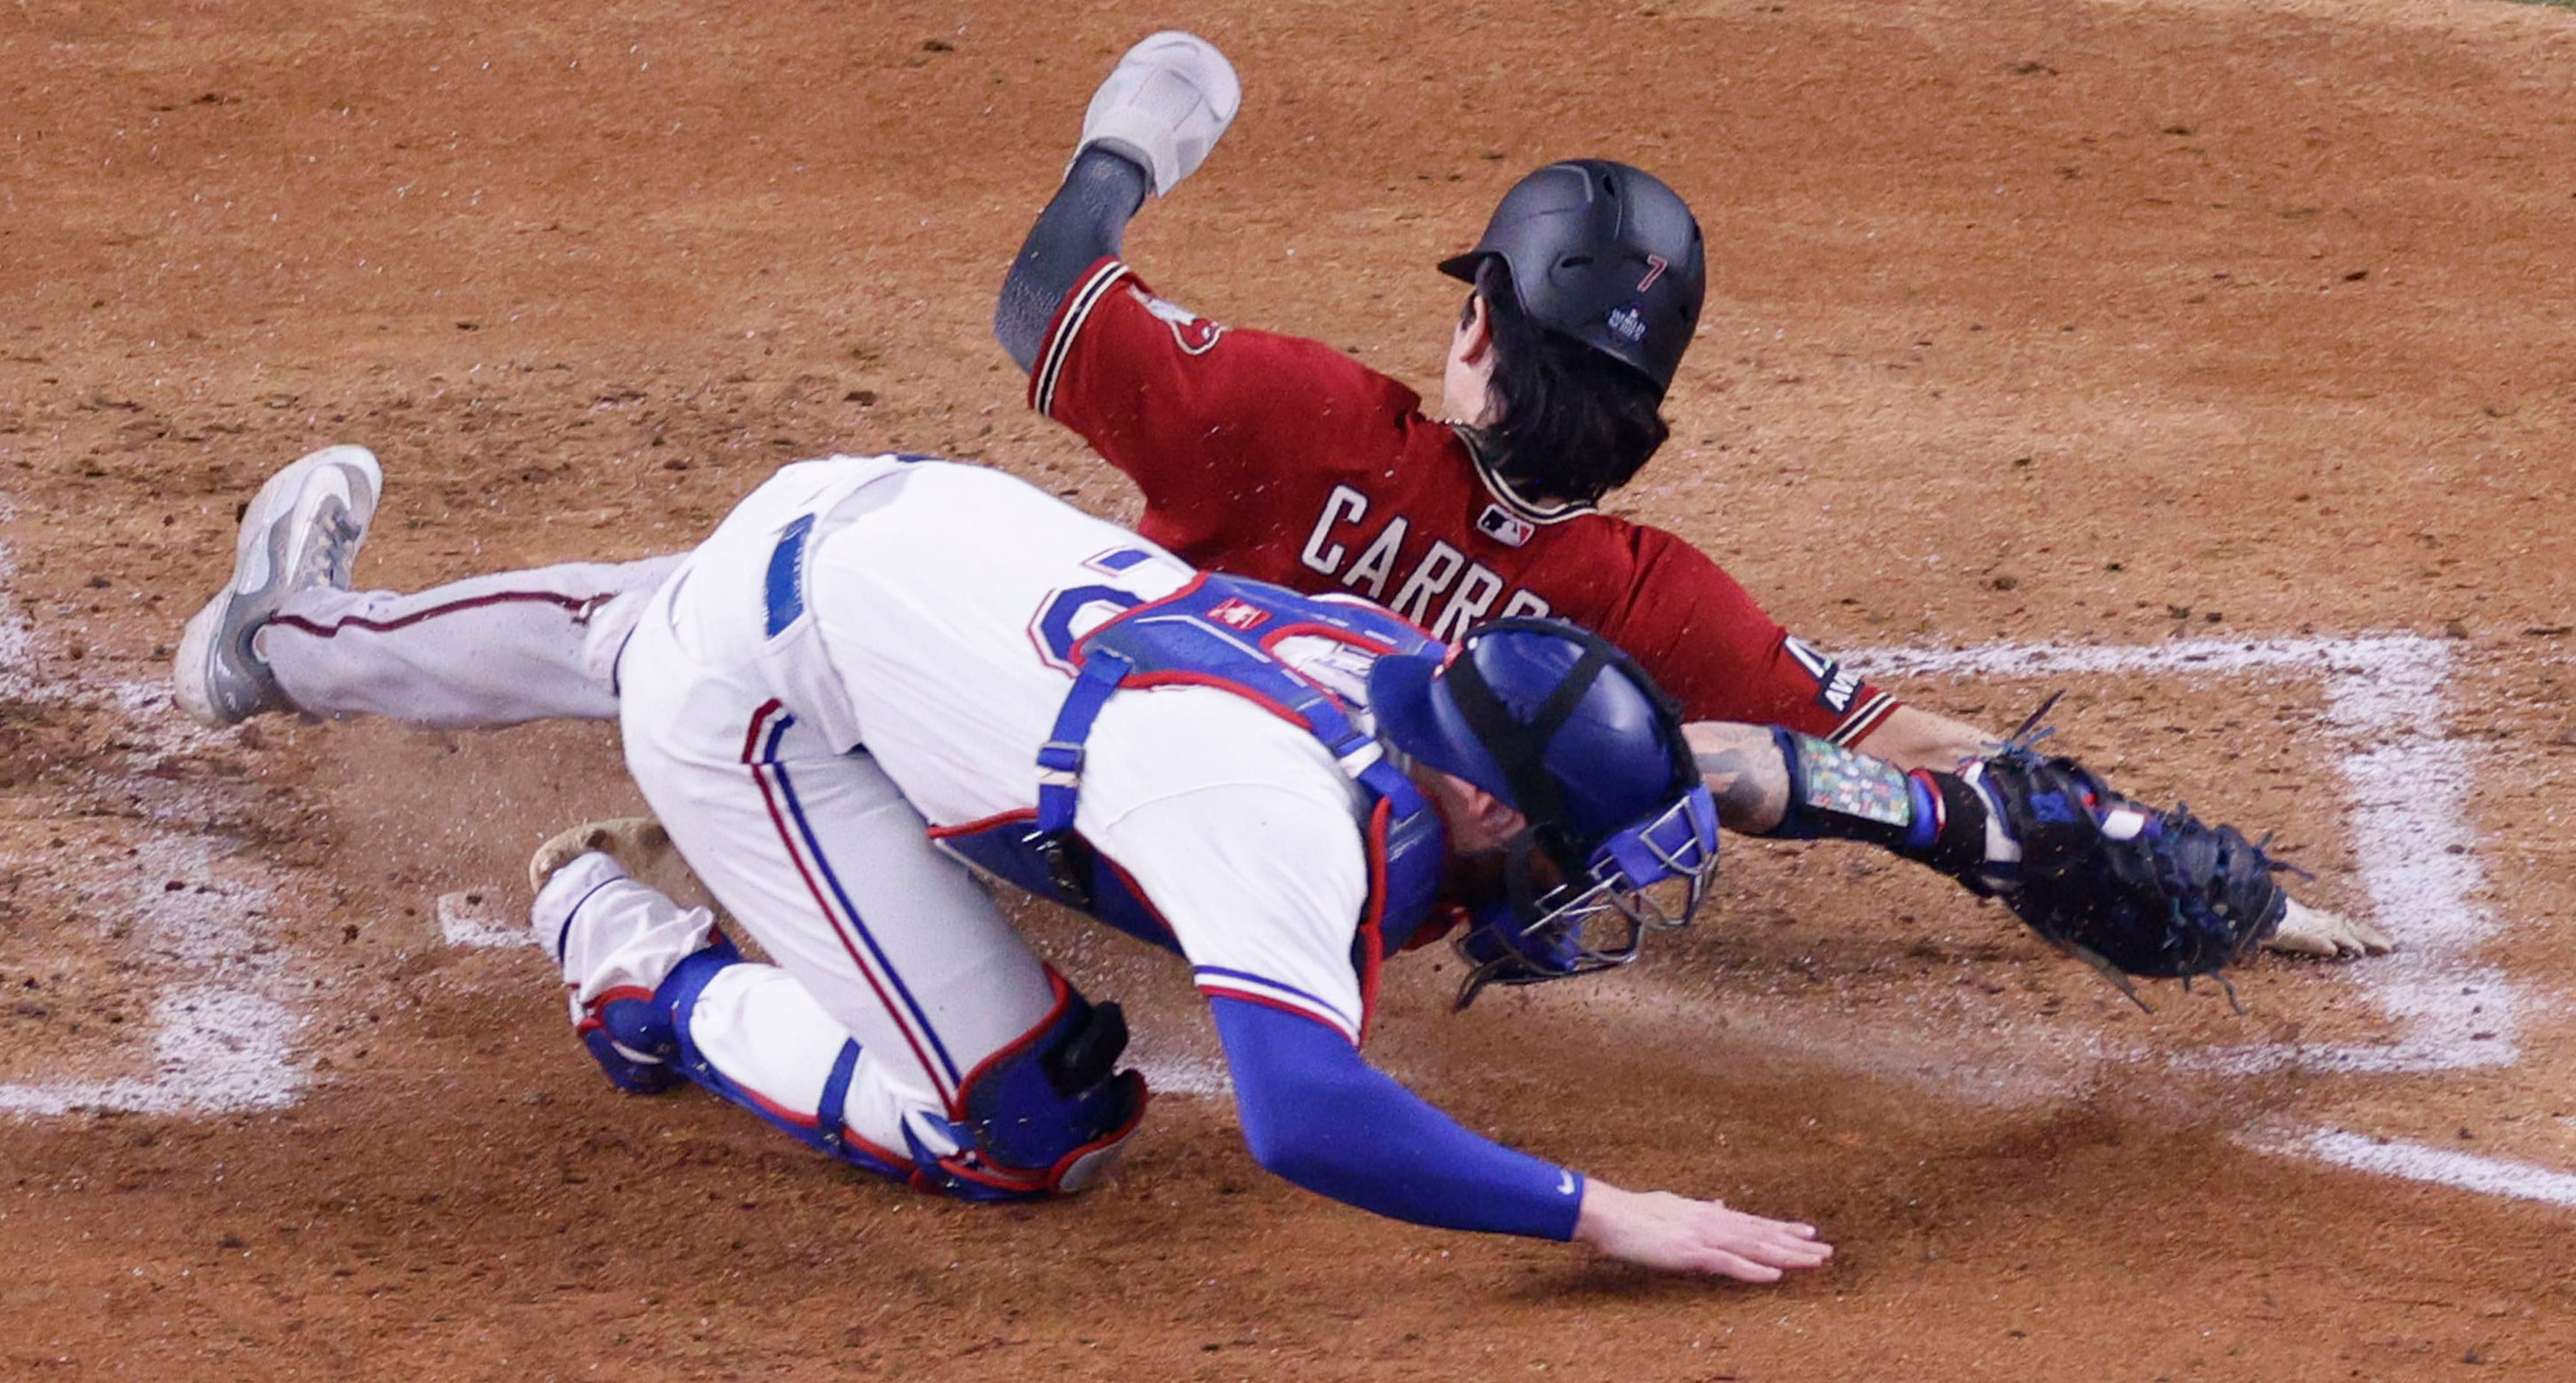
[4,0,2573,1377]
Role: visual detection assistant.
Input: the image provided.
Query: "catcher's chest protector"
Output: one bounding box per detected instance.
[932,575,1451,968]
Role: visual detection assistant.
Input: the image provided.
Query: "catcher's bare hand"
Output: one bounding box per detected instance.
[2262,896,2394,959]
[1573,1181,1832,1281]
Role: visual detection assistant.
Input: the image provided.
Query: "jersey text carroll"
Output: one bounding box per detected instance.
[1299,484,1552,639]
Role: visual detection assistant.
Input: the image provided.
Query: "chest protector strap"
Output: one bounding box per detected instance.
[935,577,1452,982]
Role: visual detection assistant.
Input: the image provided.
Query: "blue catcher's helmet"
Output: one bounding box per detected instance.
[1366,618,1722,1007]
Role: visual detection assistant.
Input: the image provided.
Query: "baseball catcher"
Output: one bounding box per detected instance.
[189,445,1854,1279]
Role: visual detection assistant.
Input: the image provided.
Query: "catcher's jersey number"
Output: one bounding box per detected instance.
[1027,546,1162,672]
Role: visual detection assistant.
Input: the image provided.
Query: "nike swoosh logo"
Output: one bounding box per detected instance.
[1557,1170,1576,1196]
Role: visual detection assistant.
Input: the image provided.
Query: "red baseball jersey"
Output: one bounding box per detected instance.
[1029,258,1901,745]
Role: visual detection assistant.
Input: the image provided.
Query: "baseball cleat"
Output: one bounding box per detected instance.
[172,445,381,727]
[528,815,674,895]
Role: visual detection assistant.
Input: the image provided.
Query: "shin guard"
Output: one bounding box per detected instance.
[901,971,1149,1202]
[659,948,921,1186]
[574,934,742,1095]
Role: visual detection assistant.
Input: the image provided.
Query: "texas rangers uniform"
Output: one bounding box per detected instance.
[540,452,1591,1225]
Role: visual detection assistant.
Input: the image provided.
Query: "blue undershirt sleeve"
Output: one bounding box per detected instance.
[994,147,1153,373]
[1207,996,1584,1241]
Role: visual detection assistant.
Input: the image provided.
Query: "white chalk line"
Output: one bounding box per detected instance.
[0,988,302,1118]
[2241,1124,2576,1210]
[0,509,306,1118]
[1862,635,2569,1208]
[1867,634,2510,1077]
[1126,1035,1232,1099]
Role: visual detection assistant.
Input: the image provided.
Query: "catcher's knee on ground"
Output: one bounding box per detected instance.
[665,960,1145,1200]
[537,856,1144,1198]
[890,971,1148,1201]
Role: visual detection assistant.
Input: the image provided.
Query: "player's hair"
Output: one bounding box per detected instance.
[1467,261,1672,506]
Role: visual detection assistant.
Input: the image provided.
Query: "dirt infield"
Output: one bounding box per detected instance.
[4,0,2574,1376]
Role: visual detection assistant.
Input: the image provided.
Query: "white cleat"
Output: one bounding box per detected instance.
[172,445,382,727]
[528,816,674,895]
[2262,896,2394,960]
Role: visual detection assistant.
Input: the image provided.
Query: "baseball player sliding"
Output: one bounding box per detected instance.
[993,32,2385,960]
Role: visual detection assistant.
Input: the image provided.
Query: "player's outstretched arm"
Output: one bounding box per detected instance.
[1574,1182,1832,1281]
[1211,995,1826,1278]
[1850,703,1991,775]
[1842,708,2391,958]
[994,149,1151,373]
[1706,714,2392,968]
[1682,720,1796,834]
[994,32,1241,371]
[1210,996,1586,1239]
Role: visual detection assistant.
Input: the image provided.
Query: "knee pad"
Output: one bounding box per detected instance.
[903,971,1149,1203]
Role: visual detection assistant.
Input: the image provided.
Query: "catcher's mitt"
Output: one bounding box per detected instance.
[1966,699,2289,986]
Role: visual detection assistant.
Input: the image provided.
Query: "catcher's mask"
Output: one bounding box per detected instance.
[1437,159,1707,395]
[1366,618,1721,1007]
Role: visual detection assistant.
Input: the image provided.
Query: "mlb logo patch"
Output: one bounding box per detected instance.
[1208,598,1270,631]
[1475,504,1535,548]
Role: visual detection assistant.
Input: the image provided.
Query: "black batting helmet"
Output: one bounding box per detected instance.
[1438,160,1706,395]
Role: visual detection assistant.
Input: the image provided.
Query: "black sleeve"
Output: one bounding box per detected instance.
[994,147,1154,373]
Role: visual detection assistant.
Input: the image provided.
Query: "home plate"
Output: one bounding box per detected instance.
[439,889,536,949]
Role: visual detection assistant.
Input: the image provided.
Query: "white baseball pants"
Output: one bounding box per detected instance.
[602,477,1064,1155]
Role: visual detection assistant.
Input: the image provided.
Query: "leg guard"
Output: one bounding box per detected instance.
[576,935,741,1094]
[900,971,1149,1203]
[538,850,729,1096]
[538,835,1090,1194]
[661,946,921,1185]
